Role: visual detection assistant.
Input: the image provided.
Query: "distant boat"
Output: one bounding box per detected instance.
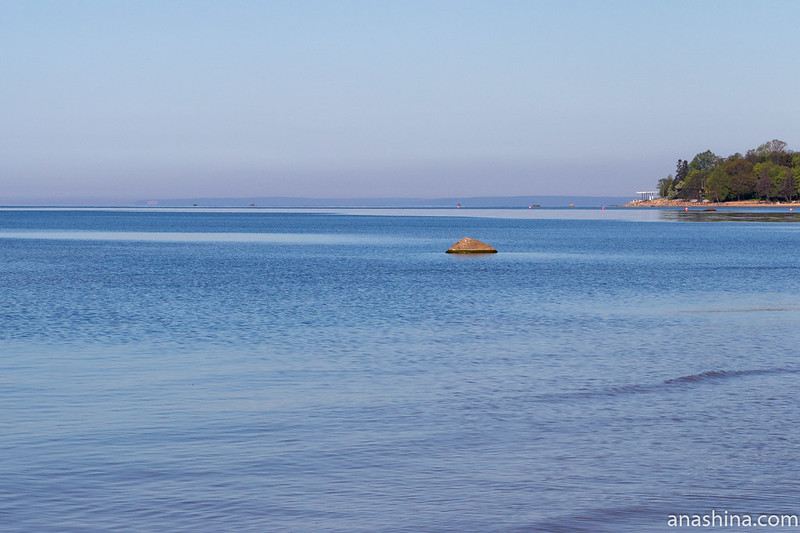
[456,203,461,209]
[568,203,575,207]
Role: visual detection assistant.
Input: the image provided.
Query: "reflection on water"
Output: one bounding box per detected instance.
[658,208,800,223]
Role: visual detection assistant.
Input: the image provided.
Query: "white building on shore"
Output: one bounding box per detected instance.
[635,191,657,201]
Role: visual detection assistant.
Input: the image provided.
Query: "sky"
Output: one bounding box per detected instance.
[1,0,799,203]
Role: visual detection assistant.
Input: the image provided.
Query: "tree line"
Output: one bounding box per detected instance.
[657,140,800,202]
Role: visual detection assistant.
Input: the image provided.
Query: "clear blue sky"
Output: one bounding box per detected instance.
[2,0,799,202]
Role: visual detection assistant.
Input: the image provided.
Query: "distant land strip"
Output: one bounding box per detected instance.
[134,195,632,208]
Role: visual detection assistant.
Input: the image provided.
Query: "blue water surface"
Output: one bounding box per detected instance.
[2,208,800,532]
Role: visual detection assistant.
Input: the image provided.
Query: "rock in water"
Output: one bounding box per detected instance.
[446,237,498,254]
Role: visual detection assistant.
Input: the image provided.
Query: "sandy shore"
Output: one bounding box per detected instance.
[625,198,800,208]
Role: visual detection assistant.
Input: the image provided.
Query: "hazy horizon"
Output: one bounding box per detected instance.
[0,193,633,208]
[2,1,799,203]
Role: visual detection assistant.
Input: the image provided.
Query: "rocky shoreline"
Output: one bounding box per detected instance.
[625,198,800,208]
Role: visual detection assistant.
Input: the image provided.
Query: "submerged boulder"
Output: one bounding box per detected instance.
[446,237,498,254]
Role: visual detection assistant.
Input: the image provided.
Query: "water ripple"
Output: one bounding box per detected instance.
[535,367,800,402]
[0,230,401,245]
[664,367,800,384]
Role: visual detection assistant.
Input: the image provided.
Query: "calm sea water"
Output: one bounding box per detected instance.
[3,207,800,532]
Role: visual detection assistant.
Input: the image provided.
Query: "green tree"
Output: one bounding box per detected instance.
[795,164,800,197]
[753,162,787,200]
[724,156,755,200]
[775,166,795,201]
[745,149,764,165]
[753,139,792,166]
[767,139,788,153]
[793,154,800,197]
[677,169,707,200]
[754,162,773,199]
[705,166,731,202]
[688,150,719,172]
[657,174,676,199]
[675,159,689,185]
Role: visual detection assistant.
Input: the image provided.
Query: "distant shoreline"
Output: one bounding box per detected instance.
[129,195,632,209]
[625,198,800,208]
